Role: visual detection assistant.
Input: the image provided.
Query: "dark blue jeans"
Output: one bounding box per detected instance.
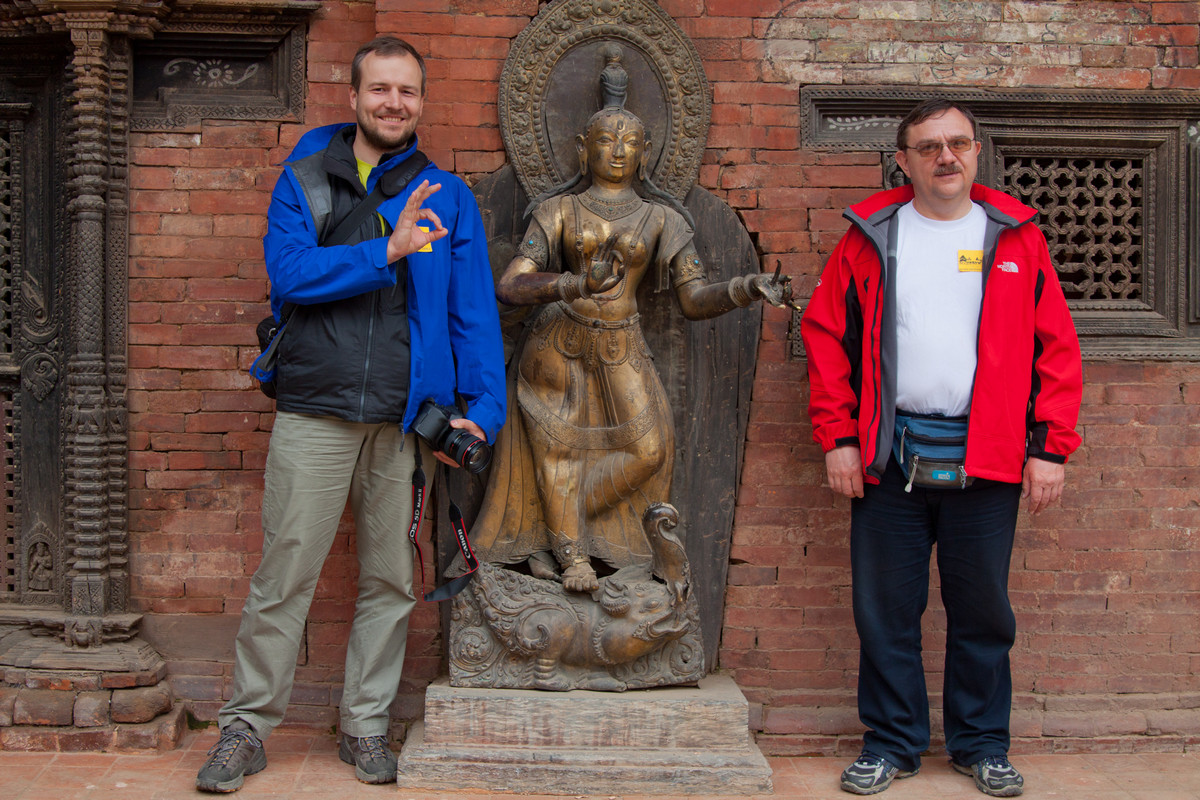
[850,457,1021,771]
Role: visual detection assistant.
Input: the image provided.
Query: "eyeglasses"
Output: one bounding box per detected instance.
[904,137,977,158]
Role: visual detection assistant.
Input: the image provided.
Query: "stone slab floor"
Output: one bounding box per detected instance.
[0,726,1197,799]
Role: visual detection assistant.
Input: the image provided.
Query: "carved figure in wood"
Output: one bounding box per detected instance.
[28,542,53,591]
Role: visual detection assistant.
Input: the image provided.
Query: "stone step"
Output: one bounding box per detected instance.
[398,674,772,795]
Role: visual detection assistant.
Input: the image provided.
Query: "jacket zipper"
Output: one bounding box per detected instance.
[358,291,379,420]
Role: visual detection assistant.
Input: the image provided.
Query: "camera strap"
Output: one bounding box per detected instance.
[406,448,479,602]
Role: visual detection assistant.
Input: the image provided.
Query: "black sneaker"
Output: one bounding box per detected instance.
[840,752,919,794]
[338,734,398,784]
[196,726,267,793]
[952,755,1025,797]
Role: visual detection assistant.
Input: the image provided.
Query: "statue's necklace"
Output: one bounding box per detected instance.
[576,190,642,221]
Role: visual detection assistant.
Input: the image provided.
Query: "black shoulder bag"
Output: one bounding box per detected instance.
[251,152,429,397]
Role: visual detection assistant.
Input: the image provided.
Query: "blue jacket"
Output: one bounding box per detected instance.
[262,123,505,441]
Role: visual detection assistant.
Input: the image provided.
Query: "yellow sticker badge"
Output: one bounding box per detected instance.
[417,226,434,253]
[958,250,983,272]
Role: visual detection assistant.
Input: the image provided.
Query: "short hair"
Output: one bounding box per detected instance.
[351,36,427,95]
[896,99,977,150]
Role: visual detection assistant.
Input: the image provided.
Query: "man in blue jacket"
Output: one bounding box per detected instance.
[197,36,505,792]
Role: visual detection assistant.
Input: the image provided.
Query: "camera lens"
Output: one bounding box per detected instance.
[460,440,491,473]
[445,429,491,474]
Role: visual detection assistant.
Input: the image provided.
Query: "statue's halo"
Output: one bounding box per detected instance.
[498,0,711,204]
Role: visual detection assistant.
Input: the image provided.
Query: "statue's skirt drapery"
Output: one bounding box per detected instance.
[471,302,673,573]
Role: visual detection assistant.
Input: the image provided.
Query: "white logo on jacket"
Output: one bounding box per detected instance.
[997,261,1019,273]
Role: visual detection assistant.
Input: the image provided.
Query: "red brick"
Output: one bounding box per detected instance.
[1152,66,1200,87]
[58,728,118,752]
[1153,2,1200,24]
[13,689,75,726]
[1131,24,1200,46]
[200,121,279,149]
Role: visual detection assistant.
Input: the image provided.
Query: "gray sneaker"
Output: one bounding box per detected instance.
[840,752,919,794]
[338,734,398,784]
[952,755,1024,797]
[196,726,267,793]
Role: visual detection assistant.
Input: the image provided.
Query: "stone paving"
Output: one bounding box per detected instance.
[0,726,1198,799]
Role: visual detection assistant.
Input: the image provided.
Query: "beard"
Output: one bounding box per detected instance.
[356,112,417,158]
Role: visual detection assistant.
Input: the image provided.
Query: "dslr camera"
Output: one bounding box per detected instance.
[412,399,491,474]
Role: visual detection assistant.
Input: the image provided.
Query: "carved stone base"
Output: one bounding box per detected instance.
[0,705,186,751]
[397,674,773,795]
[0,616,180,751]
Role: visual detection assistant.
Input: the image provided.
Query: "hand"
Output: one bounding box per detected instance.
[386,180,448,263]
[749,272,800,310]
[584,232,626,295]
[1022,457,1065,514]
[431,417,487,468]
[825,445,864,498]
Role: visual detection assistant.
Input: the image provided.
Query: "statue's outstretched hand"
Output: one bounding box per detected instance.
[386,180,448,263]
[749,271,801,310]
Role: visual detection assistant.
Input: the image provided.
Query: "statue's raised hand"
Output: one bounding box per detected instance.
[386,180,448,264]
[749,271,801,311]
[585,232,626,295]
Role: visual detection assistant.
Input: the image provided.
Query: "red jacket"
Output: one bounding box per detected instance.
[801,184,1082,485]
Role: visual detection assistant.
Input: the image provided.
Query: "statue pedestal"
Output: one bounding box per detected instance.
[397,674,772,795]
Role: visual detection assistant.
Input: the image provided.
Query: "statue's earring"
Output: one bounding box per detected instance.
[638,136,650,181]
[576,134,589,177]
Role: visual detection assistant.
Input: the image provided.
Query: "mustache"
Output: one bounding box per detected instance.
[934,165,962,177]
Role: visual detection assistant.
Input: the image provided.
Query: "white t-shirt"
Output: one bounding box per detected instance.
[894,202,986,416]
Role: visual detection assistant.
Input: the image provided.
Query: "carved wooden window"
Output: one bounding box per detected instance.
[131,6,316,131]
[797,87,1200,360]
[1008,155,1144,302]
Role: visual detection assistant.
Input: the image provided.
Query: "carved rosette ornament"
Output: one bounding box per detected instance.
[499,0,711,204]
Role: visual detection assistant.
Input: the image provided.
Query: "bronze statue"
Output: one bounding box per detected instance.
[450,48,795,691]
[487,109,793,587]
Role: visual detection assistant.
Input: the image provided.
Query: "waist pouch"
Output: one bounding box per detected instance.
[892,411,974,492]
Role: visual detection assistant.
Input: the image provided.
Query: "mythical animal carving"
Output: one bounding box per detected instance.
[456,503,702,691]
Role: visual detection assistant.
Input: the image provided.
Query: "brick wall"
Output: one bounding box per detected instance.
[130,0,1200,753]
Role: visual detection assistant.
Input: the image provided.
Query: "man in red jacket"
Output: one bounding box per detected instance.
[801,99,1081,797]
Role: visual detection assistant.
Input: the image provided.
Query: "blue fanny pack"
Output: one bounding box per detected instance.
[892,411,974,491]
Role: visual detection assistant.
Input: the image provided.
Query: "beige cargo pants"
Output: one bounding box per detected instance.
[218,411,434,739]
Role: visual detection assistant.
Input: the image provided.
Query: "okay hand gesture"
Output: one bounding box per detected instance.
[386,180,448,263]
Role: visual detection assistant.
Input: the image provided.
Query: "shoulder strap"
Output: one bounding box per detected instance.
[290,151,332,240]
[322,150,430,247]
[279,150,430,327]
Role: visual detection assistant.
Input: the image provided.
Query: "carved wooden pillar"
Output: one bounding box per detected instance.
[63,16,116,631]
[0,2,182,751]
[0,0,316,750]
[106,33,132,617]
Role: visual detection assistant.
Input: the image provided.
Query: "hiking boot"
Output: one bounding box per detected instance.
[952,755,1025,797]
[840,752,919,794]
[338,734,398,784]
[196,725,267,793]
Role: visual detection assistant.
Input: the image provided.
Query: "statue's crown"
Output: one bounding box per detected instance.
[599,44,629,109]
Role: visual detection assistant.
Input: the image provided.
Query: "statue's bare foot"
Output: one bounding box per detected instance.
[562,561,599,592]
[528,552,559,580]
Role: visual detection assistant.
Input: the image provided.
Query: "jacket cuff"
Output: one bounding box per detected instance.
[367,237,391,269]
[815,419,859,452]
